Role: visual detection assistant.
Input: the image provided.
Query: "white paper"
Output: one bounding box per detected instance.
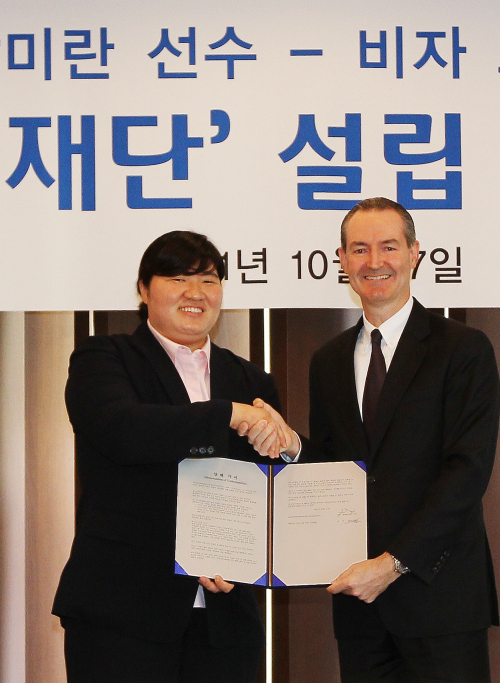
[272,461,367,586]
[176,458,268,585]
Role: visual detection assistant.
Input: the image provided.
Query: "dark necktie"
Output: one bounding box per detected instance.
[362,328,386,442]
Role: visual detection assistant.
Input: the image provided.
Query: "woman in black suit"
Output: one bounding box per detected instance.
[53,231,284,683]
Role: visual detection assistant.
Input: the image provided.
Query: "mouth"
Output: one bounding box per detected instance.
[365,275,390,281]
[179,306,203,314]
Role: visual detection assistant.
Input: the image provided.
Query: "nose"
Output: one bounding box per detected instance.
[185,281,203,299]
[366,248,383,271]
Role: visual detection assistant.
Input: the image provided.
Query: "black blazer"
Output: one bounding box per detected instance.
[306,299,500,638]
[52,322,279,646]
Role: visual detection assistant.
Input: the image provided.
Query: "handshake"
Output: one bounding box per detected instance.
[230,399,300,459]
[199,399,300,596]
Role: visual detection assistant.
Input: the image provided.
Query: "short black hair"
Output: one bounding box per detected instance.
[137,231,225,320]
[340,197,416,250]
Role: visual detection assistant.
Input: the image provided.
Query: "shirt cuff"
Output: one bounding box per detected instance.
[280,432,301,462]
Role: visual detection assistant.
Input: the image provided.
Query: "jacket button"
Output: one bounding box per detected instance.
[189,447,198,455]
[366,476,376,484]
[207,446,215,454]
[199,447,207,455]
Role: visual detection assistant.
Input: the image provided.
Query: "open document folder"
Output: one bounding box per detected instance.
[175,457,367,587]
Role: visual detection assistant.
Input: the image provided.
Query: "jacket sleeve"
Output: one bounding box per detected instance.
[387,329,500,584]
[65,335,233,466]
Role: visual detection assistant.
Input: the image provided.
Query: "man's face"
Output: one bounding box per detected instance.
[139,268,223,350]
[339,209,419,319]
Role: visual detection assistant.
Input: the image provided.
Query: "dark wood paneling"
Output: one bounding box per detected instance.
[250,309,265,370]
[74,311,90,346]
[93,311,109,335]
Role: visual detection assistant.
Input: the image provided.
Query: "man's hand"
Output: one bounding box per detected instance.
[237,399,300,459]
[230,402,286,458]
[326,552,400,603]
[198,574,234,594]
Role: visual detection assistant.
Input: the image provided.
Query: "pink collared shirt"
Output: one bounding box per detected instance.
[147,320,211,403]
[147,320,211,607]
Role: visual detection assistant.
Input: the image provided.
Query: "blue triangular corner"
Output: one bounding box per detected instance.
[354,460,367,471]
[273,464,287,477]
[254,573,268,586]
[272,573,286,587]
[175,561,188,576]
[257,464,269,476]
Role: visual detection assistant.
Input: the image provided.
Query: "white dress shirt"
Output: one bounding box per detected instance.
[354,297,414,418]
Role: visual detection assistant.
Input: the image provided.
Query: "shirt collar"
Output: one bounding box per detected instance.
[360,297,414,350]
[147,319,211,367]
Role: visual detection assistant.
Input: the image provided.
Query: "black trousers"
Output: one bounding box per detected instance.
[62,610,262,683]
[336,602,491,683]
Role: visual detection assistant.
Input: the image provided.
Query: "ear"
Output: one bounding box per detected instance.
[409,241,420,269]
[138,281,149,304]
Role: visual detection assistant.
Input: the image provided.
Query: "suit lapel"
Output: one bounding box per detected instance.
[370,299,431,456]
[131,323,191,404]
[209,343,255,403]
[210,343,238,400]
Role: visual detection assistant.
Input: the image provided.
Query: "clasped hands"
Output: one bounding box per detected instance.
[230,399,299,459]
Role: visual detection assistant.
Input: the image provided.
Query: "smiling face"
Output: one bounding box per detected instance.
[339,208,420,325]
[138,268,223,350]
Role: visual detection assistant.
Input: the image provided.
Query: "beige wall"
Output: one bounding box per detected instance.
[0,313,75,683]
[0,312,25,683]
[24,313,75,683]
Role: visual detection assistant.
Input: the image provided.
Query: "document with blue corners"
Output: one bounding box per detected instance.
[175,458,367,587]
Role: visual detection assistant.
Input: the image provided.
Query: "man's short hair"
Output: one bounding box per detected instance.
[340,197,416,250]
[136,230,225,320]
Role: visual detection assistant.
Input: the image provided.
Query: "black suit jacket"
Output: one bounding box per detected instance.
[306,299,500,638]
[52,322,279,646]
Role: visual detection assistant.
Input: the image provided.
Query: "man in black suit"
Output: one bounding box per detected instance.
[52,230,284,683]
[246,197,500,682]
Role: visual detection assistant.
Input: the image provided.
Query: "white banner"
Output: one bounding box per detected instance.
[1,0,498,310]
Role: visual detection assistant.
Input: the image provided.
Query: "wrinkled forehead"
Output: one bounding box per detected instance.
[344,209,406,243]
